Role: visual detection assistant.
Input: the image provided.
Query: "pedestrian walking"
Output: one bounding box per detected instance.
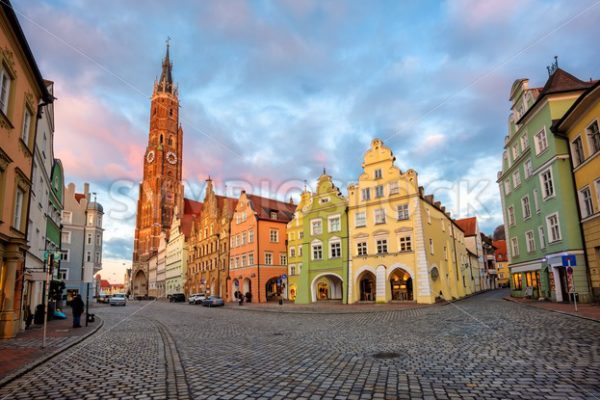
[71,294,84,328]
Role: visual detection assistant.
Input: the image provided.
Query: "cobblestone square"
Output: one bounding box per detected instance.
[1,290,598,400]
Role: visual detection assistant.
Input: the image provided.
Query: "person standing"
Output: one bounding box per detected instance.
[71,294,84,328]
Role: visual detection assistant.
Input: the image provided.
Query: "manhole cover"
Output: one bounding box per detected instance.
[372,352,400,359]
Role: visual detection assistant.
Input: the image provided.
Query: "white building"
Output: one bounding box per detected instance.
[60,183,104,303]
[166,208,188,297]
[156,232,167,298]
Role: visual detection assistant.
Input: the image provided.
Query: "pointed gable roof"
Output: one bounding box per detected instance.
[517,68,593,124]
[455,217,478,237]
[246,194,296,223]
[539,68,592,96]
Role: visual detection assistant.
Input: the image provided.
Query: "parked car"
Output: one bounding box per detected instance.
[109,293,127,306]
[194,294,207,305]
[97,294,110,304]
[169,293,186,303]
[202,296,224,307]
[188,293,200,304]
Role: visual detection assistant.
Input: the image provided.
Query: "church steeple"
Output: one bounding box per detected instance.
[157,38,174,94]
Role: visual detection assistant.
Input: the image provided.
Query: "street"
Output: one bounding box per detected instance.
[0,290,598,400]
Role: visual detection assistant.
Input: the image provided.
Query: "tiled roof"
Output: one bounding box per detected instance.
[518,68,594,124]
[493,240,507,262]
[74,193,86,203]
[539,68,593,96]
[246,194,295,223]
[181,214,196,238]
[455,217,477,237]
[183,198,203,215]
[100,279,111,288]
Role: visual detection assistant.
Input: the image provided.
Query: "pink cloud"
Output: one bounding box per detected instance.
[53,84,145,182]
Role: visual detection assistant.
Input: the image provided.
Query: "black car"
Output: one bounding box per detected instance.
[169,293,186,303]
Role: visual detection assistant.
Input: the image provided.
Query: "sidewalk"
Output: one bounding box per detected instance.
[0,307,103,387]
[504,296,600,322]
[223,300,430,314]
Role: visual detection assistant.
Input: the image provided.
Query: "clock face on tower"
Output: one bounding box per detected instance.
[146,150,155,163]
[166,151,178,165]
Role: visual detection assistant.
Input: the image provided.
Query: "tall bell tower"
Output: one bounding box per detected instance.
[132,40,184,276]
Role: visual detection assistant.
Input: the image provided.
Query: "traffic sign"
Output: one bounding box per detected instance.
[281,274,287,280]
[562,255,576,267]
[566,266,573,275]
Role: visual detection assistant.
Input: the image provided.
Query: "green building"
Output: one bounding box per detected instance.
[499,64,593,303]
[295,172,349,304]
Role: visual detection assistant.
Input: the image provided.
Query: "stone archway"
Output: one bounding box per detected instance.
[133,270,147,298]
[357,270,376,302]
[388,267,413,301]
[310,273,343,302]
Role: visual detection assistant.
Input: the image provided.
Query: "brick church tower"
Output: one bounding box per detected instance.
[131,42,184,296]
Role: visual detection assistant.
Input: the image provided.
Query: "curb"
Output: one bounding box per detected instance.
[503,296,600,324]
[219,302,430,315]
[219,290,500,315]
[0,316,105,388]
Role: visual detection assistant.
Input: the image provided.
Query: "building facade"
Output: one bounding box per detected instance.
[347,139,468,304]
[499,66,592,302]
[23,80,64,320]
[493,239,509,287]
[555,80,600,301]
[156,232,167,298]
[132,43,184,297]
[228,191,295,303]
[0,0,53,338]
[286,190,311,302]
[294,171,349,304]
[481,234,498,289]
[455,218,486,292]
[187,179,236,298]
[60,183,104,304]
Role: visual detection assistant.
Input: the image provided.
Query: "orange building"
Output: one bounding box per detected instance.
[0,2,53,338]
[187,179,236,298]
[228,191,295,303]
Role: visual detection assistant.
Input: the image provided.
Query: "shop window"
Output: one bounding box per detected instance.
[512,273,522,290]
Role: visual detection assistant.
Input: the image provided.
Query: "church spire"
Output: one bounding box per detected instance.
[158,37,173,93]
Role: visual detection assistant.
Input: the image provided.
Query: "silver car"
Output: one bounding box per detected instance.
[109,293,127,306]
[202,296,224,307]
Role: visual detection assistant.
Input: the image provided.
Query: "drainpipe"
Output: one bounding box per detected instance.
[450,222,459,296]
[256,215,260,303]
[345,205,350,304]
[553,129,594,299]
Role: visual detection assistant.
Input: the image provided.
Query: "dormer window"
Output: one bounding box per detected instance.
[270,211,278,219]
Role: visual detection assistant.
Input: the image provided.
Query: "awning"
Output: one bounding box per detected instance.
[510,263,542,273]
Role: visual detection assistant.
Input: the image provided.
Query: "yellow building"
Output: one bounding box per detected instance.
[0,3,53,338]
[286,189,311,301]
[347,139,468,304]
[555,81,600,301]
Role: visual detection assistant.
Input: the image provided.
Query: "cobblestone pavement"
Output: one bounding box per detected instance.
[1,290,599,399]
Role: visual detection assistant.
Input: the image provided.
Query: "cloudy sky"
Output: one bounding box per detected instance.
[12,0,600,280]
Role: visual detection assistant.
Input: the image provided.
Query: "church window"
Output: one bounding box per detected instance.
[159,134,163,144]
[169,108,173,116]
